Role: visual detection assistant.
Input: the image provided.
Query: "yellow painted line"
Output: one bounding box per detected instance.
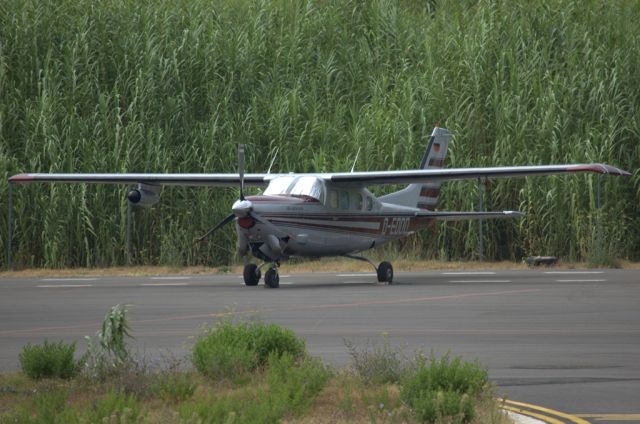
[504,400,591,424]
[576,414,640,421]
[502,405,565,424]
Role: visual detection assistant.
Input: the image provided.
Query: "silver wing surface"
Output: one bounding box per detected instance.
[324,163,629,185]
[8,173,270,187]
[8,163,629,187]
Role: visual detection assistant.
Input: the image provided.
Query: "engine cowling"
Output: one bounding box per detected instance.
[127,184,160,206]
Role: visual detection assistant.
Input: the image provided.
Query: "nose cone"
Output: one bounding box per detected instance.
[232,199,253,217]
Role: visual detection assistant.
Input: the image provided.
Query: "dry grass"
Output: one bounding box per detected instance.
[2,259,639,279]
[0,370,513,424]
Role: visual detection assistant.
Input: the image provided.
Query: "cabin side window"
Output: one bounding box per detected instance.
[354,193,363,210]
[365,195,373,211]
[328,190,338,208]
[339,191,349,210]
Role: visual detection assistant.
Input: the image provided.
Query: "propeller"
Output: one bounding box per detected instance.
[194,144,253,244]
[194,144,290,246]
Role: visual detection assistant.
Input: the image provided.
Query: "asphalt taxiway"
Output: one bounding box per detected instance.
[1,268,639,423]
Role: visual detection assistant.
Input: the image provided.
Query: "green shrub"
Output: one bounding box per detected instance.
[250,322,306,366]
[19,340,77,380]
[192,319,306,380]
[401,354,488,423]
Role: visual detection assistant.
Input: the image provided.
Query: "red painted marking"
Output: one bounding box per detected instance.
[8,174,35,184]
[568,165,605,174]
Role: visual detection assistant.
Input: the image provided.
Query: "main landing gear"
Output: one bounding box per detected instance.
[243,263,280,288]
[243,257,393,288]
[376,261,394,284]
[343,255,394,284]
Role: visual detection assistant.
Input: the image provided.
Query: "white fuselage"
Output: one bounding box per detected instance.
[238,192,427,259]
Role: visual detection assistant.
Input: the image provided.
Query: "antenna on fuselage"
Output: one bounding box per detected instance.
[238,144,245,200]
[267,146,279,174]
[350,147,361,173]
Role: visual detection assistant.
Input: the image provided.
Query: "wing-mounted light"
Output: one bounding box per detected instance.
[127,183,160,206]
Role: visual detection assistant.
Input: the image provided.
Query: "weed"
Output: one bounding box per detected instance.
[84,390,144,424]
[19,340,77,380]
[153,371,197,403]
[345,337,407,384]
[81,304,134,380]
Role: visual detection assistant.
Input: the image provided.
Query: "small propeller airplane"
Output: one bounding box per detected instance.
[9,126,630,287]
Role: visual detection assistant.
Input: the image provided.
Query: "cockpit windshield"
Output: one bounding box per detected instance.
[264,176,326,203]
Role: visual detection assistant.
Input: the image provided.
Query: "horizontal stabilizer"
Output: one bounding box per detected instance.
[416,210,524,221]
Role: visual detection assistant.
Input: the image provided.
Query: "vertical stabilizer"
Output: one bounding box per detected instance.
[379,126,452,209]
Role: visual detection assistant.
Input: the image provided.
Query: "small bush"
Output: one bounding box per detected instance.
[401,354,488,423]
[345,338,407,384]
[192,319,306,380]
[19,340,77,380]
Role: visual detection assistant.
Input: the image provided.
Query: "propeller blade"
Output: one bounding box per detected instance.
[238,144,245,201]
[193,213,236,244]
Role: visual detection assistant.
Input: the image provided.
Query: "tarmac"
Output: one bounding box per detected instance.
[1,268,639,423]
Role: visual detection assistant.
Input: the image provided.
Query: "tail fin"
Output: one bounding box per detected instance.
[379,126,452,209]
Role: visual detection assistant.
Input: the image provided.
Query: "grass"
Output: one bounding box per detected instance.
[1,0,639,269]
[0,359,509,424]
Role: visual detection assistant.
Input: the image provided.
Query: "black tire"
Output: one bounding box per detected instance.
[377,261,393,283]
[264,268,280,288]
[243,263,261,286]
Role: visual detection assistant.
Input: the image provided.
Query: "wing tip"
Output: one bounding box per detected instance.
[569,164,631,176]
[8,174,35,184]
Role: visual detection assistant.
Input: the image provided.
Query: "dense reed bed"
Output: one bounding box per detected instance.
[1,0,638,268]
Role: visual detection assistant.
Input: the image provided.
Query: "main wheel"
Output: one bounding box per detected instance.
[264,268,280,288]
[243,263,261,286]
[377,261,393,283]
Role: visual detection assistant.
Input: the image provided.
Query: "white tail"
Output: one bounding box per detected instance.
[379,126,452,209]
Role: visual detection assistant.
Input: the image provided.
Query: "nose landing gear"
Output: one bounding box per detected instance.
[264,267,280,288]
[243,263,261,286]
[242,262,280,288]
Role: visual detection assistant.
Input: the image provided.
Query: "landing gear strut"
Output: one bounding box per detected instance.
[343,254,394,284]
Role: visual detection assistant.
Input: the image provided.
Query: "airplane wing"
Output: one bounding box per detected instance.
[8,164,629,187]
[325,163,630,185]
[8,173,270,187]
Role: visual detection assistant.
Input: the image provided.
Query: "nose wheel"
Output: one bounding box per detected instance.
[264,267,280,288]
